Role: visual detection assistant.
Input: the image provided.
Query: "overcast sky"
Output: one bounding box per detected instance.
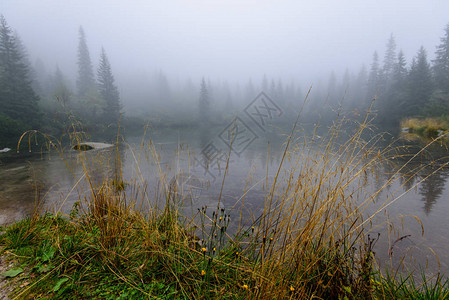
[2,0,449,84]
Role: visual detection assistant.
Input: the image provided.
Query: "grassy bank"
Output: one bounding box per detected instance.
[401,117,449,139]
[1,112,449,299]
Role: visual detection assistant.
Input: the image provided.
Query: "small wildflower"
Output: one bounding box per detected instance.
[243,284,248,289]
[219,216,222,220]
[213,247,216,252]
[202,247,207,252]
[201,270,206,276]
[270,237,273,242]
[236,252,239,256]
[290,285,295,292]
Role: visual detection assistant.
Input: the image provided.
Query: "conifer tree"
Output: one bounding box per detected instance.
[433,23,449,92]
[393,50,407,85]
[0,15,39,126]
[198,78,210,122]
[382,34,397,85]
[76,27,95,98]
[97,48,120,122]
[367,51,380,99]
[353,65,368,109]
[407,46,433,116]
[154,71,171,105]
[53,66,72,105]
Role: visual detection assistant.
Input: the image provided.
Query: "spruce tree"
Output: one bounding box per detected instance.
[367,51,380,99]
[53,66,72,105]
[154,71,171,105]
[76,27,95,98]
[382,50,408,122]
[97,48,120,122]
[393,50,407,85]
[433,23,449,92]
[352,65,368,110]
[0,15,40,127]
[198,78,210,122]
[261,74,268,92]
[326,71,337,102]
[407,46,433,116]
[382,34,397,86]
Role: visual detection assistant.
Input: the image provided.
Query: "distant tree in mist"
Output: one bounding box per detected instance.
[269,79,276,99]
[433,23,449,93]
[393,50,408,85]
[52,66,72,105]
[32,58,47,97]
[198,78,210,122]
[367,51,380,99]
[97,48,120,122]
[261,74,268,92]
[352,65,368,109]
[326,71,337,102]
[407,46,433,116]
[154,71,171,105]
[381,34,397,87]
[0,15,40,133]
[14,31,41,96]
[76,27,95,98]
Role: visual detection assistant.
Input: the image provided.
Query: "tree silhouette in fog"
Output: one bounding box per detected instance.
[76,27,95,98]
[198,78,210,123]
[97,48,120,123]
[433,24,449,93]
[0,15,40,145]
[407,46,433,116]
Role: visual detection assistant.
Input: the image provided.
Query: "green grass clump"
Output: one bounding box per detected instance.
[401,117,449,139]
[1,176,266,299]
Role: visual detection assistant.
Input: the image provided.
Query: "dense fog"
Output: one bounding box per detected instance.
[1,1,449,145]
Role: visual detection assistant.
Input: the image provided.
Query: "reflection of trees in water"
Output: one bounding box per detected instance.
[395,161,419,192]
[418,166,449,214]
[376,162,396,195]
[197,126,215,174]
[389,139,449,214]
[392,158,449,214]
[377,156,449,214]
[199,126,211,152]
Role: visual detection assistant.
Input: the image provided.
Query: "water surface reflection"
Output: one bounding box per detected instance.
[1,130,449,277]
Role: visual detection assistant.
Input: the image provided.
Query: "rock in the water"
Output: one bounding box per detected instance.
[73,142,113,151]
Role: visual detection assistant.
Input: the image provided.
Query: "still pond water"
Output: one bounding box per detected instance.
[1,126,449,277]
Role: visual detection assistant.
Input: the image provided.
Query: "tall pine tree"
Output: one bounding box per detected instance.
[52,66,72,105]
[407,46,433,116]
[0,15,40,128]
[76,27,95,98]
[433,23,449,92]
[97,48,120,122]
[382,34,397,87]
[198,78,210,122]
[367,51,380,99]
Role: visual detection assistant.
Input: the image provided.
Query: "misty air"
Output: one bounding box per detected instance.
[1,1,449,298]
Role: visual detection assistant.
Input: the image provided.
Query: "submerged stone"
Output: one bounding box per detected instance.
[73,142,113,151]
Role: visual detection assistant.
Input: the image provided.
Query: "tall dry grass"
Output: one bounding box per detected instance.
[4,99,449,299]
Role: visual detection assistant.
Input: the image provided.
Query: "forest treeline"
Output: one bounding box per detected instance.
[0,16,120,147]
[1,13,449,147]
